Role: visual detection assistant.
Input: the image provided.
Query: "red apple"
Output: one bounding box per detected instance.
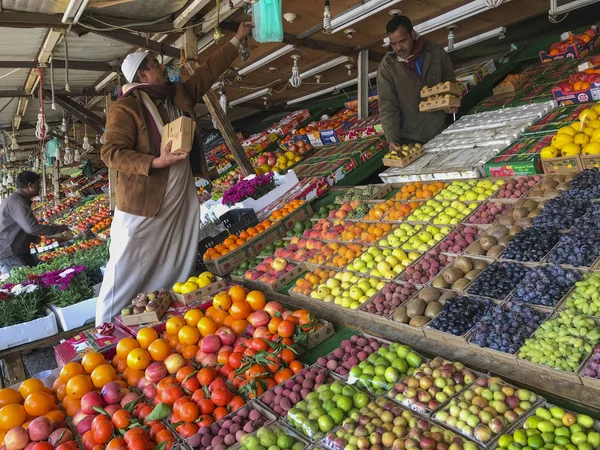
[145,362,167,383]
[248,310,270,328]
[200,335,221,353]
[81,391,104,415]
[101,381,126,405]
[264,301,284,318]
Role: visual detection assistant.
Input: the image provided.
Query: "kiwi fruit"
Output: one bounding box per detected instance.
[498,216,515,226]
[419,287,441,303]
[438,291,457,305]
[465,269,482,280]
[453,256,473,273]
[498,236,512,247]
[406,298,426,317]
[544,189,560,198]
[487,245,505,257]
[523,200,538,210]
[431,275,450,289]
[529,188,543,197]
[409,316,431,327]
[556,182,570,191]
[509,225,524,236]
[425,302,443,319]
[541,178,558,189]
[479,235,498,251]
[512,207,530,220]
[393,306,409,324]
[466,242,485,255]
[528,209,542,218]
[516,217,533,227]
[564,174,575,182]
[488,226,509,239]
[472,259,489,271]
[452,278,470,292]
[443,267,464,284]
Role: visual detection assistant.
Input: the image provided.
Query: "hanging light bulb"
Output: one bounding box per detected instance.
[95,135,100,145]
[83,136,92,152]
[289,55,302,88]
[6,172,13,185]
[2,174,7,187]
[219,90,228,115]
[8,151,15,162]
[74,148,81,162]
[10,133,18,150]
[323,0,331,33]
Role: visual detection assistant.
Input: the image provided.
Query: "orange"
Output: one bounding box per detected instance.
[228,285,247,303]
[91,364,117,388]
[165,317,186,336]
[81,352,106,374]
[23,391,55,416]
[182,345,199,360]
[45,409,65,422]
[212,309,229,326]
[65,375,93,399]
[246,291,266,311]
[178,325,200,345]
[116,338,140,360]
[231,319,249,335]
[18,378,45,399]
[62,395,81,417]
[183,309,204,327]
[125,370,144,388]
[213,292,232,311]
[136,327,158,349]
[197,317,217,337]
[229,301,252,319]
[127,348,151,370]
[0,403,27,428]
[148,339,172,362]
[0,388,22,407]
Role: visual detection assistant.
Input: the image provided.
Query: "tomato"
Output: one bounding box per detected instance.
[127,436,148,450]
[229,396,246,412]
[155,430,173,444]
[210,388,232,407]
[176,423,198,438]
[179,401,200,423]
[149,424,166,440]
[112,410,132,429]
[197,398,215,415]
[277,320,295,338]
[279,348,296,364]
[195,414,213,427]
[106,438,126,450]
[175,366,196,383]
[213,406,229,421]
[161,386,184,405]
[156,377,178,395]
[228,352,243,369]
[92,419,114,444]
[173,397,191,416]
[181,377,200,393]
[124,428,147,446]
[82,431,95,450]
[196,367,216,386]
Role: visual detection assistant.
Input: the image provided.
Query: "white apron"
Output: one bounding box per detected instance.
[96,92,200,325]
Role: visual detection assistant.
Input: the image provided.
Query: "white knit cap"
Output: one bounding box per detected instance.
[122,50,149,83]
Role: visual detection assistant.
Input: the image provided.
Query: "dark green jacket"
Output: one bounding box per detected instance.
[377,39,455,144]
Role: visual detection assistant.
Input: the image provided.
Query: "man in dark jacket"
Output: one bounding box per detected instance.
[0,171,68,274]
[377,15,456,148]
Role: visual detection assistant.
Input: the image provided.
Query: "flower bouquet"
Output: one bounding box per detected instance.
[222,172,276,206]
[29,266,94,308]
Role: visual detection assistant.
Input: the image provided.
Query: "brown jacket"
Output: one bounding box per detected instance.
[101,42,239,217]
[377,40,455,144]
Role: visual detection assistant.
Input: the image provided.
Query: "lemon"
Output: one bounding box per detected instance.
[180,281,199,294]
[579,108,599,122]
[588,119,600,129]
[188,276,198,283]
[574,133,590,145]
[557,126,577,137]
[196,275,212,288]
[583,142,600,155]
[285,151,296,160]
[551,133,573,149]
[570,122,584,132]
[172,282,184,294]
[561,143,581,156]
[540,146,558,159]
[584,126,595,137]
[199,271,215,282]
[593,105,600,116]
[277,155,288,164]
[592,129,600,143]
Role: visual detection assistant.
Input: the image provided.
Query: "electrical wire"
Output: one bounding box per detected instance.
[549,11,569,23]
[0,68,21,81]
[79,14,198,34]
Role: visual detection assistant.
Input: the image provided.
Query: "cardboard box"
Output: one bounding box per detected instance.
[256,264,306,292]
[419,96,461,112]
[580,153,600,170]
[172,279,228,306]
[540,32,600,63]
[492,75,529,95]
[383,148,424,168]
[249,221,287,253]
[281,202,313,231]
[293,320,336,355]
[552,83,600,105]
[420,81,463,98]
[119,292,173,326]
[205,241,256,276]
[54,327,129,368]
[541,154,583,174]
[161,116,196,155]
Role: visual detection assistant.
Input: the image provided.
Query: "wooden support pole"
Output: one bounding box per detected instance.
[181,28,254,177]
[105,94,117,211]
[358,49,369,119]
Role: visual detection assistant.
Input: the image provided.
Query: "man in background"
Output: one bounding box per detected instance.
[0,171,69,274]
[377,15,457,148]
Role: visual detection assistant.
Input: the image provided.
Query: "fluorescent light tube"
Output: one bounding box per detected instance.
[230,88,272,106]
[62,0,89,24]
[174,0,213,29]
[288,71,377,105]
[330,0,402,34]
[197,34,216,53]
[238,45,295,75]
[550,0,600,15]
[445,27,506,52]
[96,72,118,91]
[300,56,351,79]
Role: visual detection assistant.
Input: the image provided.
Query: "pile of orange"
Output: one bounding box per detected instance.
[365,201,394,221]
[269,199,305,221]
[238,219,274,240]
[52,360,102,417]
[340,222,392,244]
[293,269,337,296]
[327,243,364,268]
[203,234,247,261]
[395,181,445,201]
[384,201,420,221]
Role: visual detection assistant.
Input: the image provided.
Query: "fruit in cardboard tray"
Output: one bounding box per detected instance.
[316,203,338,218]
[317,335,385,377]
[405,250,453,285]
[467,201,511,225]
[325,397,477,450]
[439,225,482,253]
[547,232,600,267]
[563,169,600,200]
[287,382,367,439]
[364,282,417,316]
[293,268,337,297]
[390,357,477,414]
[311,273,385,309]
[583,344,600,378]
[121,290,171,316]
[395,182,446,201]
[563,273,600,316]
[502,227,560,262]
[468,262,529,299]
[532,197,589,229]
[383,224,451,252]
[244,257,296,284]
[519,312,600,372]
[261,367,335,414]
[238,425,305,450]
[428,296,495,338]
[527,175,568,197]
[259,239,287,257]
[470,302,549,354]
[393,287,454,327]
[347,247,416,279]
[232,257,263,277]
[432,257,488,293]
[511,266,581,307]
[432,201,479,225]
[496,405,599,450]
[384,142,423,160]
[497,199,543,227]
[347,343,421,395]
[434,377,537,443]
[434,179,503,203]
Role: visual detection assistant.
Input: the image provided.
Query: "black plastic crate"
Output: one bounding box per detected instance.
[198,230,229,256]
[219,208,258,234]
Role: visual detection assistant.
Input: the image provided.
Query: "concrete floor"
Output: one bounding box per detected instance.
[22,348,58,378]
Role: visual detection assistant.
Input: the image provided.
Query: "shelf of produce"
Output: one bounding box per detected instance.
[261,289,600,414]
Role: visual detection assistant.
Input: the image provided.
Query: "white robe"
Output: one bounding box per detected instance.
[96,91,200,325]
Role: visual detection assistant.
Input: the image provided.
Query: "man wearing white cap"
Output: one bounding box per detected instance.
[97,22,253,325]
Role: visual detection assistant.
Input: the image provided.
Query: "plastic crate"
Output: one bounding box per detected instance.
[198,230,228,256]
[219,208,258,234]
